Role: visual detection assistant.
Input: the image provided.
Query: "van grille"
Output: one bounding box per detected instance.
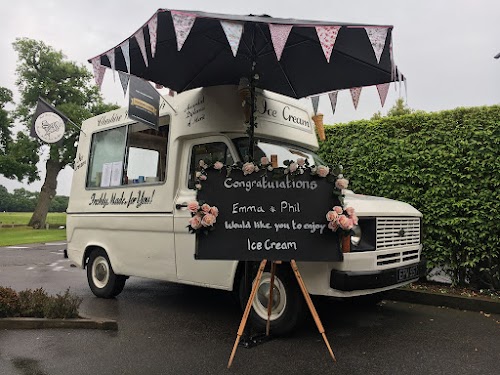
[376,217,420,250]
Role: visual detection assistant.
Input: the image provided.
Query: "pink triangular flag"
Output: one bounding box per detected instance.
[171,11,196,51]
[364,27,389,64]
[135,28,148,67]
[105,50,115,81]
[148,14,158,58]
[269,24,293,61]
[121,40,130,73]
[91,57,106,89]
[118,71,129,96]
[220,20,244,57]
[328,91,338,115]
[350,87,362,110]
[315,26,341,63]
[376,83,390,107]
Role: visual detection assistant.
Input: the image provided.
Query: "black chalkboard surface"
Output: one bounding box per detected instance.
[195,169,343,261]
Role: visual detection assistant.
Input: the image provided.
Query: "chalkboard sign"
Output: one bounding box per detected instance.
[195,169,343,261]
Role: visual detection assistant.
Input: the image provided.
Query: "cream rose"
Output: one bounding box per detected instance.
[189,215,202,229]
[335,178,349,190]
[213,161,224,170]
[199,175,207,181]
[297,158,305,166]
[210,206,219,217]
[317,165,330,177]
[326,210,338,222]
[260,156,269,166]
[242,162,255,175]
[328,220,339,232]
[333,206,343,215]
[201,203,211,213]
[338,215,354,230]
[289,162,298,173]
[201,213,216,227]
[187,201,200,213]
[351,214,359,226]
[345,207,355,216]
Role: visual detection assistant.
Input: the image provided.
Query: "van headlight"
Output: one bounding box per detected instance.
[350,225,362,246]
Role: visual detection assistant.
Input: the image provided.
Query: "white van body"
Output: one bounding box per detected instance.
[67,85,424,333]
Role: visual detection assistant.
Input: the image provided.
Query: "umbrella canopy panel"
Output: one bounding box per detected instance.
[94,9,398,99]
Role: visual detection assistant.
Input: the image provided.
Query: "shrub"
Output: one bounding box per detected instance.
[0,287,20,317]
[43,289,82,319]
[18,288,49,318]
[319,105,500,289]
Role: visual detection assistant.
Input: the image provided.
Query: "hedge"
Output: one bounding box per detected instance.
[319,106,500,289]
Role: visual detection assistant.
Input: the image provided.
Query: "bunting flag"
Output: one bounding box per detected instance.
[148,14,158,58]
[350,87,362,109]
[135,28,149,67]
[220,20,244,57]
[269,24,293,61]
[155,83,164,89]
[171,11,197,51]
[328,91,338,115]
[315,26,341,63]
[106,50,115,81]
[390,38,396,80]
[91,57,106,89]
[121,40,130,73]
[311,96,320,115]
[118,71,130,96]
[364,27,389,64]
[376,83,390,107]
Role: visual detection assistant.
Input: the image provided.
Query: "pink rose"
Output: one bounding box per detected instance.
[289,162,298,173]
[345,207,355,216]
[213,161,224,170]
[210,206,219,217]
[199,175,207,181]
[187,201,199,213]
[297,158,305,166]
[195,184,202,190]
[189,215,202,230]
[242,162,255,175]
[254,165,259,172]
[201,203,211,213]
[351,214,359,226]
[333,206,343,215]
[338,215,354,230]
[328,220,339,232]
[326,210,338,222]
[195,171,202,178]
[260,157,269,166]
[199,160,208,169]
[201,213,216,227]
[335,178,349,190]
[317,165,330,177]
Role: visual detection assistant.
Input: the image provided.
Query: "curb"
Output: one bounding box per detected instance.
[386,288,500,314]
[0,316,118,330]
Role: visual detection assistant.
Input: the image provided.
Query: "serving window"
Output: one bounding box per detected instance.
[86,119,169,188]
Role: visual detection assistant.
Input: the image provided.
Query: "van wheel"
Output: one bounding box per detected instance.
[87,249,126,298]
[239,264,304,335]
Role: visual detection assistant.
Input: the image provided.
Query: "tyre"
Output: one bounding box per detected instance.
[239,264,305,335]
[86,248,126,298]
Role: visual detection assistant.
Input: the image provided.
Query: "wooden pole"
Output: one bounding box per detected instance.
[290,260,336,362]
[227,259,267,368]
[266,261,277,336]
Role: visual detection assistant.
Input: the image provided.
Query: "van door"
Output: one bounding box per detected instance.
[173,136,239,289]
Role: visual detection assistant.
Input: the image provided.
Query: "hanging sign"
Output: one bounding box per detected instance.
[195,169,343,261]
[30,98,67,144]
[128,75,160,129]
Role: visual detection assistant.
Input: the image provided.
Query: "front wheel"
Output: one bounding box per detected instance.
[239,264,305,335]
[87,248,126,298]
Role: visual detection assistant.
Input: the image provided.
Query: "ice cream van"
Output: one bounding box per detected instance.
[66,85,425,334]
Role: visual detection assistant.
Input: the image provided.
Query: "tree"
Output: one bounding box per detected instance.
[371,97,414,120]
[12,38,118,228]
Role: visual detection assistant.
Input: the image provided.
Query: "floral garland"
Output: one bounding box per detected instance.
[326,205,358,234]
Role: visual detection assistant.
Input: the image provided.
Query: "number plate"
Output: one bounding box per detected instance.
[397,264,419,282]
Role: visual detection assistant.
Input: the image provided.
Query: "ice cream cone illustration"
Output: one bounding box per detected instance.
[312,113,325,141]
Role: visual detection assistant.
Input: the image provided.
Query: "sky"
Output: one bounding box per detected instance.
[1,0,499,196]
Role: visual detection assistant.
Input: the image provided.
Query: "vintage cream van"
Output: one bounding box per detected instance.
[67,85,425,334]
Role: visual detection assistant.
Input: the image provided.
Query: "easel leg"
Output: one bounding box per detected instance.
[266,261,277,336]
[228,259,267,368]
[290,260,336,362]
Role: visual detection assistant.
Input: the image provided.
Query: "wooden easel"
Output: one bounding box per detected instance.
[227,259,336,368]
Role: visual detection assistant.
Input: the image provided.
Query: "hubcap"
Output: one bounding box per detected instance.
[92,256,110,289]
[252,273,287,321]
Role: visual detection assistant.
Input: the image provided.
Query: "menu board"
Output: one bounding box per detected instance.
[195,169,343,261]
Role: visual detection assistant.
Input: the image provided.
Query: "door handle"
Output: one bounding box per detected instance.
[176,203,188,209]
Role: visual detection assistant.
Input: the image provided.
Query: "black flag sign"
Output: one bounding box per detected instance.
[30,98,68,144]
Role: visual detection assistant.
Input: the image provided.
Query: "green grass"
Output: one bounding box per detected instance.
[0,212,66,226]
[0,227,66,247]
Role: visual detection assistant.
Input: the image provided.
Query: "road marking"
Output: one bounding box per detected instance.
[6,246,29,249]
[50,251,63,254]
[44,242,67,246]
[27,266,35,270]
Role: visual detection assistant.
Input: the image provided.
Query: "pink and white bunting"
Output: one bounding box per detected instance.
[148,14,158,58]
[91,57,106,89]
[105,50,115,81]
[364,27,389,64]
[328,91,338,115]
[376,83,390,107]
[350,87,362,110]
[171,11,196,51]
[135,28,149,67]
[269,24,293,61]
[315,26,341,63]
[220,20,244,57]
[118,71,130,96]
[120,40,130,73]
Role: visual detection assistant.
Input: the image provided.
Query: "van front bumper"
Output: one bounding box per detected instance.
[330,258,427,292]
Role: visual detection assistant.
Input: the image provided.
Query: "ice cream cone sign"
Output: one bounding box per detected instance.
[312,113,325,141]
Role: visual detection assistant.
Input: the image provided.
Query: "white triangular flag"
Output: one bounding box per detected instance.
[364,27,389,64]
[328,91,338,115]
[135,28,149,67]
[91,57,106,89]
[311,96,320,115]
[118,71,130,96]
[269,24,293,61]
[148,14,158,58]
[376,83,390,107]
[350,87,362,110]
[106,50,115,81]
[171,11,196,51]
[220,20,244,57]
[315,26,341,63]
[121,40,130,73]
